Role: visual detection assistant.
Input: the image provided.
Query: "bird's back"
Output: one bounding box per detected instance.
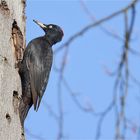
[20,36,53,110]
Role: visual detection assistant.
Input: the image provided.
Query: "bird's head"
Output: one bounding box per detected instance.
[33,19,64,45]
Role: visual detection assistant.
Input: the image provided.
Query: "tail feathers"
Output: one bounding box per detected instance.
[19,98,31,126]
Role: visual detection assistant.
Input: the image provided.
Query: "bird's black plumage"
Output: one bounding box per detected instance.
[19,20,63,126]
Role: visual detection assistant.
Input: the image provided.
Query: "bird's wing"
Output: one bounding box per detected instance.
[26,44,53,111]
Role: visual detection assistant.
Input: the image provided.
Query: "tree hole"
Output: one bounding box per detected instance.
[13,90,18,97]
[6,113,11,123]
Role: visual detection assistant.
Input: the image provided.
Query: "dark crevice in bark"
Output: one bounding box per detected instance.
[6,113,11,124]
[13,90,19,114]
[12,20,24,69]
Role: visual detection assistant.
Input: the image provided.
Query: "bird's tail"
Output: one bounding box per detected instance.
[19,97,31,126]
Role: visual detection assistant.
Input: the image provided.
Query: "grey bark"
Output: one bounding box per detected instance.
[0,0,26,140]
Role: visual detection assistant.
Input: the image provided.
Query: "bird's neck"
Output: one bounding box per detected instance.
[43,34,55,46]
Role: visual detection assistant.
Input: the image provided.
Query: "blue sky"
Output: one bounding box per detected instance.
[25,0,140,140]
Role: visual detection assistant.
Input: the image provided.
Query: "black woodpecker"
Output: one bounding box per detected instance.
[19,20,64,126]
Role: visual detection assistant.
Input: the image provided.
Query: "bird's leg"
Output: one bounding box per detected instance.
[19,96,32,127]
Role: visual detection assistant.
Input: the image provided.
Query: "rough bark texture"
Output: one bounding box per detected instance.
[0,0,26,140]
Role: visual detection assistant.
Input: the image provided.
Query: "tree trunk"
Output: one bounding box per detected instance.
[0,0,26,140]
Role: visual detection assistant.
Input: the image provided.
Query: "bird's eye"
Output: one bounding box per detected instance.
[49,25,53,29]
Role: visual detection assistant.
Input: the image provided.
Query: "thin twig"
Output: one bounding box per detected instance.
[54,0,138,53]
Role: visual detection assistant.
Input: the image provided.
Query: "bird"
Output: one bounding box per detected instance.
[19,20,64,126]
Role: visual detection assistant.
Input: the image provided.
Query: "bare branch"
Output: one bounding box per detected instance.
[80,0,123,41]
[54,0,138,53]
